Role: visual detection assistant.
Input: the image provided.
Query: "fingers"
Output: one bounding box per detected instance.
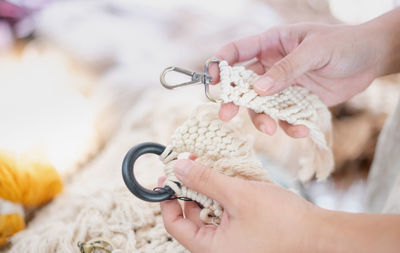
[248,110,309,138]
[245,60,266,75]
[254,40,317,96]
[160,198,200,249]
[216,34,262,65]
[208,61,221,85]
[158,176,166,187]
[184,201,203,227]
[174,159,239,210]
[220,97,309,139]
[209,34,263,85]
[178,165,202,228]
[189,154,198,160]
[217,60,265,122]
[278,120,309,138]
[248,109,277,135]
[159,176,200,249]
[218,102,239,121]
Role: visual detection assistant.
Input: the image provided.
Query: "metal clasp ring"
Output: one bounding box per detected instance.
[77,238,115,253]
[160,58,222,103]
[122,142,175,202]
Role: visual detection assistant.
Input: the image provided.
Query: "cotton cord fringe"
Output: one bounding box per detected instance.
[159,60,334,224]
[160,105,271,224]
[218,60,333,182]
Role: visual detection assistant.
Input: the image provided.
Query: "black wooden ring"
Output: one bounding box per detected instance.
[122,142,175,202]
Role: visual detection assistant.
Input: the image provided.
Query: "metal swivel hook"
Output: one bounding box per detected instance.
[160,58,222,103]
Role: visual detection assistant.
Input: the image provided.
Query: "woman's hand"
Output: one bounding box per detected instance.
[209,11,400,138]
[160,159,400,253]
[160,159,321,252]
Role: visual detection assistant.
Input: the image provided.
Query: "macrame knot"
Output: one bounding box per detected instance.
[157,61,334,224]
[160,105,271,224]
[218,60,334,182]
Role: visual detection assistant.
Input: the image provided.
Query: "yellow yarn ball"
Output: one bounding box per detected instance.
[0,152,63,206]
[0,213,25,247]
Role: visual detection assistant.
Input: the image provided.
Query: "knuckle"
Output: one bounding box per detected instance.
[303,33,320,46]
[292,22,314,30]
[192,243,209,253]
[236,182,262,205]
[265,26,279,35]
[163,220,173,234]
[216,43,235,61]
[264,25,286,38]
[164,225,171,234]
[227,180,248,207]
[275,58,294,78]
[228,192,243,209]
[254,114,267,129]
[195,166,212,189]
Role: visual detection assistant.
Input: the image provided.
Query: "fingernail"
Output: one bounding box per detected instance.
[266,123,276,135]
[259,124,268,134]
[254,77,274,92]
[219,105,236,121]
[291,127,309,138]
[259,124,274,135]
[297,127,309,138]
[158,176,166,187]
[220,110,232,121]
[174,159,194,177]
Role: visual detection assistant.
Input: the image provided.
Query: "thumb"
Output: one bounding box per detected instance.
[174,159,238,208]
[254,42,316,96]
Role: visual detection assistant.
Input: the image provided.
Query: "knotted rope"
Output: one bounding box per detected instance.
[160,105,271,224]
[159,61,334,224]
[218,60,333,182]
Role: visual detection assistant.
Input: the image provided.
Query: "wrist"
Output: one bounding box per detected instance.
[298,205,333,252]
[361,8,400,77]
[311,208,344,252]
[304,207,339,252]
[311,209,371,252]
[311,208,400,252]
[307,207,364,252]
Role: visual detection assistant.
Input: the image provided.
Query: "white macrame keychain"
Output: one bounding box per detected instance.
[122,104,271,225]
[160,104,271,224]
[122,58,335,226]
[160,59,334,182]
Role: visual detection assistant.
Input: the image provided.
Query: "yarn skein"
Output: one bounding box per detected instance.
[0,201,25,247]
[0,152,63,246]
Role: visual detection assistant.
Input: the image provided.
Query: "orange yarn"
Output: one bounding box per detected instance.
[0,152,63,206]
[0,214,25,247]
[0,152,62,247]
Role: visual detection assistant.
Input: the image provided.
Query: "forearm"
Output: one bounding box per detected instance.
[362,7,400,76]
[314,209,400,252]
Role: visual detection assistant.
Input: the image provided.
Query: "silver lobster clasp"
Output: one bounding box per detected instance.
[160,58,222,103]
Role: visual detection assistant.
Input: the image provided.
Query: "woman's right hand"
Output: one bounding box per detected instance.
[210,9,400,138]
[160,159,400,253]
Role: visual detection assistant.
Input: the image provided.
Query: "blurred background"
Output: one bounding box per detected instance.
[1,0,400,234]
